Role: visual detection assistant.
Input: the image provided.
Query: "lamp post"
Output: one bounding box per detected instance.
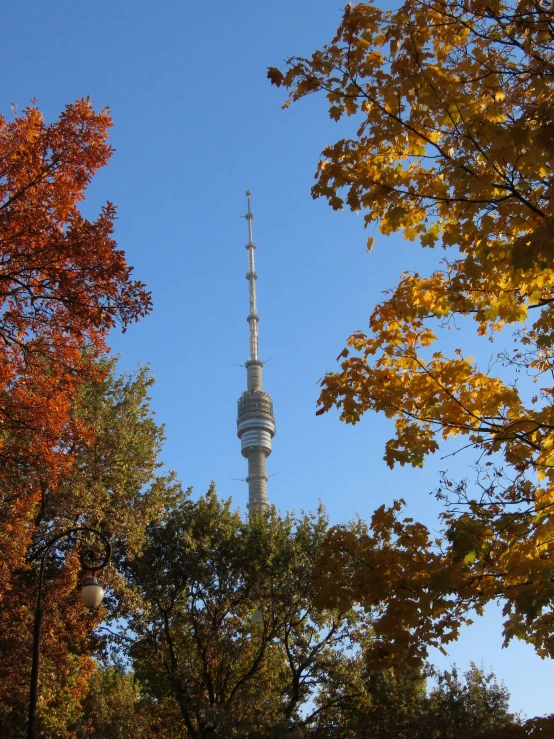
[27,527,112,739]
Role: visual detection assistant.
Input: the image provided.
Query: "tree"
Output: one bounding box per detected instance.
[105,490,521,739]
[114,491,372,738]
[75,667,176,738]
[0,359,178,737]
[0,98,151,605]
[424,664,516,739]
[315,662,520,739]
[77,662,524,739]
[0,98,151,735]
[269,0,554,664]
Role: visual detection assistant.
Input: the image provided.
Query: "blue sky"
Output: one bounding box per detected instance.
[6,0,553,718]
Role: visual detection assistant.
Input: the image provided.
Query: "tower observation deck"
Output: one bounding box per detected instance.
[237,191,275,515]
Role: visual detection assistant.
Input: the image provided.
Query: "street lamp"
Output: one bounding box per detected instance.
[27,527,112,739]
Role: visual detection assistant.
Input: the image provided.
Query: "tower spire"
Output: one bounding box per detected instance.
[236,191,275,515]
[245,190,259,362]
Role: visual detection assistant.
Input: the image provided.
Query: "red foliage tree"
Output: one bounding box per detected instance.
[0,99,150,474]
[0,102,151,736]
[0,99,151,593]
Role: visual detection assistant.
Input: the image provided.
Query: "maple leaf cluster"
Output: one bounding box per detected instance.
[270,0,554,668]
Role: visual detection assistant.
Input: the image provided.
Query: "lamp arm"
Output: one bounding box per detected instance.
[30,526,112,573]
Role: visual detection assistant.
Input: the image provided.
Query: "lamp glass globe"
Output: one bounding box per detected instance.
[81,576,104,608]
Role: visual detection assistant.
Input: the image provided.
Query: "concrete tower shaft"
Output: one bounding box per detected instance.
[236,191,275,515]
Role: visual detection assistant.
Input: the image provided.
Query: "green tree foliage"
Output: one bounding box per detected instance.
[0,358,179,737]
[79,662,523,739]
[104,490,520,738]
[424,665,516,739]
[115,491,370,737]
[316,663,519,739]
[75,667,178,738]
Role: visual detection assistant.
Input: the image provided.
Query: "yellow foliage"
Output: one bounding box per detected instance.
[272,0,554,669]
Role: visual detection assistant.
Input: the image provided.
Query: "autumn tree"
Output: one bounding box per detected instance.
[76,662,525,739]
[269,0,554,668]
[101,490,522,739]
[75,666,177,738]
[314,662,521,739]
[0,359,178,737]
[112,491,371,738]
[0,99,152,735]
[0,99,151,604]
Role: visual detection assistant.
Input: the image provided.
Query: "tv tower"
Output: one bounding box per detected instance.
[236,190,275,515]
